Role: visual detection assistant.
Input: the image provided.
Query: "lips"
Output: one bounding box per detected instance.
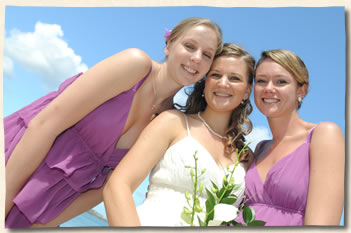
[214,92,232,97]
[262,98,279,103]
[182,64,197,74]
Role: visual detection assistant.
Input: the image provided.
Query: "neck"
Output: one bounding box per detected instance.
[152,62,183,106]
[267,111,305,142]
[201,108,231,135]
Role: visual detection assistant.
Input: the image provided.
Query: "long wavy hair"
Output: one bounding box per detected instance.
[176,43,256,162]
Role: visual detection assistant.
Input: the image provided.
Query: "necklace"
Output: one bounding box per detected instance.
[197,112,227,140]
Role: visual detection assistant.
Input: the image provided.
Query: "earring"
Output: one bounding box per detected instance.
[241,99,245,105]
[202,92,204,98]
[298,96,302,103]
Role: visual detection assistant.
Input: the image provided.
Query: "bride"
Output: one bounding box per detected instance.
[103,43,256,226]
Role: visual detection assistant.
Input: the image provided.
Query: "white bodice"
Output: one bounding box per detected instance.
[137,115,246,226]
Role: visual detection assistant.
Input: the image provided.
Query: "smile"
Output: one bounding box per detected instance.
[263,98,279,103]
[182,65,197,74]
[214,92,232,97]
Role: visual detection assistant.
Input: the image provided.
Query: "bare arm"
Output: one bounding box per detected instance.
[304,122,345,225]
[5,48,152,217]
[103,110,183,226]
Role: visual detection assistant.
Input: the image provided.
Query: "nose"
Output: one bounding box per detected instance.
[190,50,202,64]
[264,81,275,93]
[218,76,230,88]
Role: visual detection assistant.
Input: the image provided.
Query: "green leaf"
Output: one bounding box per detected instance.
[247,220,266,226]
[210,180,218,190]
[217,187,225,199]
[232,183,242,191]
[197,216,207,227]
[181,211,192,225]
[223,186,234,197]
[221,197,237,205]
[243,206,256,224]
[228,220,244,226]
[206,188,216,206]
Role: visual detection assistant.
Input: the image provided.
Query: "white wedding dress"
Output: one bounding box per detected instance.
[137,114,246,226]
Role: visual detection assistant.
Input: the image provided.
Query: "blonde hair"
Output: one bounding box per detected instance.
[255,49,309,109]
[166,17,223,56]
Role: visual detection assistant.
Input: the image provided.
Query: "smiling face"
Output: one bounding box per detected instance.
[254,59,306,118]
[204,56,251,113]
[165,25,218,86]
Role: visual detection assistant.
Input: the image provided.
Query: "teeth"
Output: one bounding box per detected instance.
[215,92,231,97]
[263,98,279,103]
[183,65,196,74]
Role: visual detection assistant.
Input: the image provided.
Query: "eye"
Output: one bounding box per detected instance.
[209,72,221,79]
[276,79,288,84]
[203,52,212,59]
[229,76,241,82]
[184,43,194,50]
[255,79,266,84]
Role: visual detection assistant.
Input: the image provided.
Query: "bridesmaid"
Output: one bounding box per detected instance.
[240,49,344,226]
[4,17,223,228]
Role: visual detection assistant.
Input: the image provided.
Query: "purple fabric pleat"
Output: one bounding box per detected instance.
[5,68,152,228]
[236,128,315,226]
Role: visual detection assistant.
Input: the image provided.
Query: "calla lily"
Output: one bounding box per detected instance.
[208,203,238,226]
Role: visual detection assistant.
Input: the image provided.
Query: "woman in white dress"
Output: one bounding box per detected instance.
[103,43,256,226]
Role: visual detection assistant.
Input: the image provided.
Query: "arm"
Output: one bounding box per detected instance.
[103,110,183,226]
[304,122,345,225]
[5,48,152,217]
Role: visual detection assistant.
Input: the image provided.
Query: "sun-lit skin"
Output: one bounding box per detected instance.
[204,56,251,113]
[165,25,218,86]
[254,59,305,119]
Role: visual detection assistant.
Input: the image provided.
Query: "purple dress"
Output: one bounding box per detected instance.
[5,69,151,228]
[238,128,315,226]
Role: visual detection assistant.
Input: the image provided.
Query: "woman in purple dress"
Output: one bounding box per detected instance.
[4,17,223,228]
[241,49,344,225]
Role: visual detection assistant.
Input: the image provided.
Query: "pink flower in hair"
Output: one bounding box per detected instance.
[164,28,172,40]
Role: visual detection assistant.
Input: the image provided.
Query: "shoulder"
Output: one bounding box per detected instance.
[311,121,344,142]
[146,110,187,140]
[119,48,152,73]
[105,48,152,84]
[154,109,186,125]
[310,121,345,160]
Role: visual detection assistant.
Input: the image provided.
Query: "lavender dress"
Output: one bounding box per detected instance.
[5,69,151,228]
[238,128,315,226]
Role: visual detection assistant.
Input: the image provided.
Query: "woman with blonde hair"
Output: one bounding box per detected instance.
[239,49,344,226]
[5,17,223,228]
[104,43,256,226]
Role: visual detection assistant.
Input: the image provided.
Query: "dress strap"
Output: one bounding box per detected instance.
[306,126,316,143]
[183,114,191,136]
[134,66,152,91]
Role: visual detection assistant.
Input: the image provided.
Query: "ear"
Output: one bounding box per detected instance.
[164,42,171,56]
[297,83,308,98]
[244,84,253,100]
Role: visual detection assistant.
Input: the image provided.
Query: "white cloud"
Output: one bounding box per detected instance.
[4,21,88,90]
[3,56,14,77]
[244,126,272,151]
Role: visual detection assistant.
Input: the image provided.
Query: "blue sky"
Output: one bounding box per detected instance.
[2,6,345,226]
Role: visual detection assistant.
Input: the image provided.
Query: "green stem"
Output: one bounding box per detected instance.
[205,143,250,220]
[190,151,198,226]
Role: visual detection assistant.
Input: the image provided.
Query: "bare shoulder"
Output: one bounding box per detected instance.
[312,121,344,140]
[154,110,186,126]
[114,48,152,77]
[310,121,345,159]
